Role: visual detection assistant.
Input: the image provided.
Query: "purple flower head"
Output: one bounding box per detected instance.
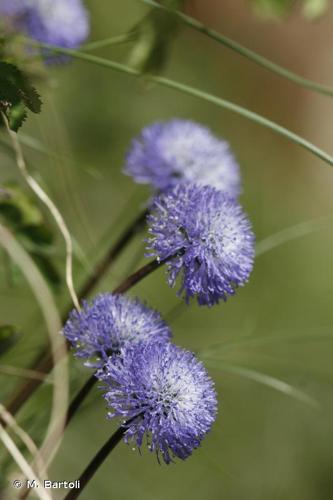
[63,294,172,368]
[0,0,89,50]
[147,183,255,306]
[124,119,241,197]
[98,342,217,464]
[25,0,89,49]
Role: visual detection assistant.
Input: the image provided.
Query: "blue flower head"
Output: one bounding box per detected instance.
[63,294,172,368]
[147,183,255,306]
[124,119,241,197]
[0,0,89,49]
[98,342,217,464]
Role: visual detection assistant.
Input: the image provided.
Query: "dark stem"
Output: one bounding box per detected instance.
[66,375,97,425]
[4,209,148,418]
[113,258,164,294]
[64,425,127,500]
[77,209,148,302]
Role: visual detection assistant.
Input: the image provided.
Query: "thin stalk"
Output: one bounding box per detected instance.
[256,214,333,256]
[0,223,69,476]
[64,425,127,500]
[24,41,333,168]
[66,375,97,426]
[113,257,164,294]
[0,424,51,500]
[0,404,49,488]
[83,32,135,51]
[0,364,53,383]
[138,0,333,98]
[0,111,80,311]
[77,208,148,300]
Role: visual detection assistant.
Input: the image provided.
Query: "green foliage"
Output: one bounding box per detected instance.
[0,61,42,131]
[128,0,185,74]
[0,325,20,356]
[251,0,328,18]
[0,183,61,287]
[202,357,319,407]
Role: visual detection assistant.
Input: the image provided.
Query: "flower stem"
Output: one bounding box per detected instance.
[0,111,80,311]
[77,208,148,301]
[113,257,164,294]
[139,0,333,98]
[64,425,127,500]
[83,31,136,51]
[23,40,333,168]
[66,375,97,425]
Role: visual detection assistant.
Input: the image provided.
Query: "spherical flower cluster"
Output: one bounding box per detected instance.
[124,119,241,197]
[0,0,90,49]
[98,342,217,464]
[63,294,172,368]
[147,183,255,306]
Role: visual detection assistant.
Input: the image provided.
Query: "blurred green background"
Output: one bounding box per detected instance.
[1,0,333,499]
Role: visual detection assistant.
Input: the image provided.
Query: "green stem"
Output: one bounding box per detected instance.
[138,0,333,98]
[24,40,333,168]
[83,32,135,51]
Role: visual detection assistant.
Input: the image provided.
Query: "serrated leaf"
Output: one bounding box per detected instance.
[0,62,42,112]
[0,61,42,130]
[0,325,20,356]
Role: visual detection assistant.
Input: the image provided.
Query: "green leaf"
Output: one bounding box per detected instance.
[0,325,20,356]
[203,357,319,408]
[256,215,333,257]
[0,61,42,130]
[201,328,333,356]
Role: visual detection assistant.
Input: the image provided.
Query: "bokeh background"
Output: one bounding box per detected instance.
[1,0,333,499]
